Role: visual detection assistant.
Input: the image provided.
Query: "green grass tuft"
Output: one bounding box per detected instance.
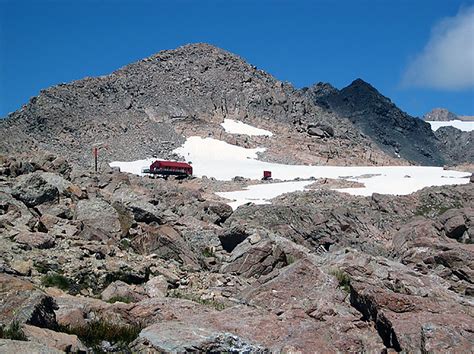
[41,273,71,291]
[0,321,27,341]
[330,268,351,293]
[107,295,133,304]
[58,319,141,351]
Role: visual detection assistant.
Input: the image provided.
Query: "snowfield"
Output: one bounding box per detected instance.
[426,120,474,132]
[111,136,471,209]
[221,119,273,136]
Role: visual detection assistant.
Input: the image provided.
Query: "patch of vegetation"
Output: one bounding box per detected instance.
[119,238,132,250]
[330,268,351,293]
[41,273,71,291]
[0,321,27,341]
[58,320,142,352]
[34,260,61,274]
[168,289,226,311]
[201,247,215,258]
[107,295,133,304]
[285,254,296,265]
[415,204,451,218]
[415,197,462,218]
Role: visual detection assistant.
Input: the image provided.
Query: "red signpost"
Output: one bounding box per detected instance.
[93,147,98,172]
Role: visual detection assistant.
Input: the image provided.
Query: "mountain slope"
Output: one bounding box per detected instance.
[0,44,394,168]
[305,79,445,166]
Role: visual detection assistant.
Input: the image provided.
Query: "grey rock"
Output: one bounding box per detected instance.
[0,339,63,354]
[74,198,121,238]
[11,174,59,207]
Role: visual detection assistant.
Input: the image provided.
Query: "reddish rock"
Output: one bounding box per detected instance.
[14,231,55,249]
[23,324,87,353]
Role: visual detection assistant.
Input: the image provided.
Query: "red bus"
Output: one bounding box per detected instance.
[147,160,193,177]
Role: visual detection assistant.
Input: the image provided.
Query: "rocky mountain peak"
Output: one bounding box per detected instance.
[424,108,458,121]
[304,78,444,165]
[341,78,392,105]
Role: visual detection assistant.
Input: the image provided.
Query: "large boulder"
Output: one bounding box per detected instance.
[23,325,87,353]
[14,231,55,249]
[132,224,199,270]
[438,208,472,242]
[11,174,59,207]
[0,274,57,329]
[221,233,287,278]
[101,280,145,303]
[74,198,121,238]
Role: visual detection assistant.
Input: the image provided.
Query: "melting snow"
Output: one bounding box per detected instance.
[221,119,273,136]
[111,136,471,209]
[426,120,474,132]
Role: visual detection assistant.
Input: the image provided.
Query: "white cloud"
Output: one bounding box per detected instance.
[402,6,474,90]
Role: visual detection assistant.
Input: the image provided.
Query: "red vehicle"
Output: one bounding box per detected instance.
[147,160,193,178]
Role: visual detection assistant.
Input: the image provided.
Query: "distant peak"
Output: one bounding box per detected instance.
[423,108,458,121]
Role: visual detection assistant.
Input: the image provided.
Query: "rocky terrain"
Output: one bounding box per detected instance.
[434,127,474,166]
[0,152,473,353]
[424,108,474,122]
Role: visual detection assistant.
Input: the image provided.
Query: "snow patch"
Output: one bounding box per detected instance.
[426,120,474,132]
[217,181,313,209]
[221,119,273,136]
[111,136,471,210]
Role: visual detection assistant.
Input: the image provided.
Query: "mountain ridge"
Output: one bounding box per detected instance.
[304,78,450,165]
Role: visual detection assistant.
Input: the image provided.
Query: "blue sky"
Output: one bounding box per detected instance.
[1,0,473,118]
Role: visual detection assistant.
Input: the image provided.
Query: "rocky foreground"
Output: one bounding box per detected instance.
[0,153,473,353]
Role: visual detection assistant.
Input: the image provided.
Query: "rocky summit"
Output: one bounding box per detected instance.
[0,43,473,353]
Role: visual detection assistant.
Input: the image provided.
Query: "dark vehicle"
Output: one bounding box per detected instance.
[144,160,193,178]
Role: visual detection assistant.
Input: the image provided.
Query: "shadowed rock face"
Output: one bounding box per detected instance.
[305,79,446,165]
[434,126,474,165]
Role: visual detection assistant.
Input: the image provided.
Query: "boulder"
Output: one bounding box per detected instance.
[11,174,59,207]
[203,202,233,225]
[218,224,249,252]
[14,231,55,249]
[0,274,57,329]
[74,198,121,238]
[23,325,87,353]
[438,208,472,242]
[37,172,72,195]
[307,127,326,137]
[221,235,287,278]
[0,339,63,354]
[144,276,169,298]
[132,224,200,269]
[126,199,162,223]
[0,192,35,231]
[101,280,145,303]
